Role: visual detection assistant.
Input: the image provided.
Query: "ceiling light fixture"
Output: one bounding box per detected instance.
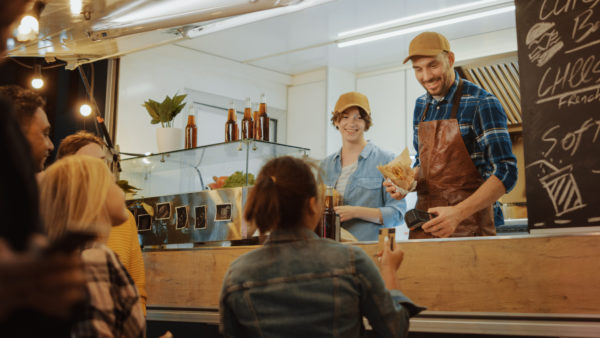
[70,0,82,16]
[338,0,512,38]
[186,0,333,39]
[337,1,514,48]
[15,1,45,42]
[89,0,317,41]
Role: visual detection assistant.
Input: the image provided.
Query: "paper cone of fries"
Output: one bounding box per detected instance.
[377,147,415,191]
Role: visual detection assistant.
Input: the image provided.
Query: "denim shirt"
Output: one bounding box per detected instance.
[320,142,407,241]
[220,228,424,338]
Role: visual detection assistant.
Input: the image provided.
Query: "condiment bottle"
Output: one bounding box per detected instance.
[185,114,197,149]
[225,101,239,142]
[253,108,261,140]
[241,97,254,140]
[322,185,339,240]
[258,93,269,142]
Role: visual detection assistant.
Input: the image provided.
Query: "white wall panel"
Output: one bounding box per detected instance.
[287,81,327,159]
[404,68,424,156]
[356,71,406,156]
[326,67,356,156]
[116,44,290,155]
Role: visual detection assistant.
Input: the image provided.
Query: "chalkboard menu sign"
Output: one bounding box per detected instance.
[515,1,600,230]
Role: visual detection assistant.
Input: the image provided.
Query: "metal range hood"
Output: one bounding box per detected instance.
[457,59,523,129]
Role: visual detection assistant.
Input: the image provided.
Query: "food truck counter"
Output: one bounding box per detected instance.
[143,232,600,337]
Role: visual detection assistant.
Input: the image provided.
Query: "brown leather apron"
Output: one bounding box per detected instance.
[410,79,495,239]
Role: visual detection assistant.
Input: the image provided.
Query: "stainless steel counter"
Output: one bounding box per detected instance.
[146,307,600,337]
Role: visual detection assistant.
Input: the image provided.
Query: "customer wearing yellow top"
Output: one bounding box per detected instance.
[56,131,147,315]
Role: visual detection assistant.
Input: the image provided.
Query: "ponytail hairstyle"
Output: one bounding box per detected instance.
[244,156,322,234]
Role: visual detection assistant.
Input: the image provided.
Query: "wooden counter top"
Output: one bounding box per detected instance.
[143,233,600,314]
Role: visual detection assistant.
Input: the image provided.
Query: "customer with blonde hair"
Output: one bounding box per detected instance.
[39,155,146,337]
[57,131,147,315]
[220,156,423,338]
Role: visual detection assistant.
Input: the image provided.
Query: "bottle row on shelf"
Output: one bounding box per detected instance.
[226,93,270,143]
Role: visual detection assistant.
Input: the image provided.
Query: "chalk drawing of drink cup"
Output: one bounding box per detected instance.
[527,160,586,217]
[526,22,564,67]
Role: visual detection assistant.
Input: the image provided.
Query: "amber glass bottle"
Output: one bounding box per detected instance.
[322,186,337,239]
[258,93,269,142]
[225,101,239,142]
[185,115,197,149]
[241,97,254,140]
[253,109,261,140]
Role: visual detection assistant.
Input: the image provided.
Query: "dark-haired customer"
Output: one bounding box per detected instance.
[0,3,87,335]
[320,91,406,241]
[0,85,54,172]
[220,156,423,338]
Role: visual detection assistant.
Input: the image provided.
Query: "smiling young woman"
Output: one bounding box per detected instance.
[319,92,406,241]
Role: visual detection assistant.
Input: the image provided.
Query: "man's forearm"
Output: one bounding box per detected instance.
[455,175,505,222]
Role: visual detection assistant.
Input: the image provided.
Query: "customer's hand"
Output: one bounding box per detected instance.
[376,237,404,290]
[0,238,86,320]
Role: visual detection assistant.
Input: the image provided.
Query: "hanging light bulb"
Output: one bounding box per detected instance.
[80,103,92,117]
[31,64,44,89]
[15,1,46,42]
[16,15,39,41]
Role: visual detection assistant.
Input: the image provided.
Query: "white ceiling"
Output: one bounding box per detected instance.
[175,0,517,75]
[9,0,517,75]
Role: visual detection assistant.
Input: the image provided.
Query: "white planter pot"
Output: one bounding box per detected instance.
[156,127,183,153]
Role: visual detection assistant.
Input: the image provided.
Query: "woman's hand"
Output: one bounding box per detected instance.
[334,205,358,222]
[376,237,404,290]
[334,205,383,224]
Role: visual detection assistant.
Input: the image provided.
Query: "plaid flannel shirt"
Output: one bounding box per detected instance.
[73,243,146,338]
[412,72,517,224]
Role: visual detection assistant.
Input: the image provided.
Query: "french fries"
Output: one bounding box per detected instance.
[376,148,415,191]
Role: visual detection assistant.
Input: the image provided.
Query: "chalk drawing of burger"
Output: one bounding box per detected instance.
[526,22,564,67]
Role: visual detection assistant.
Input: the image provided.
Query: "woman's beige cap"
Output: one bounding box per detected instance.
[333,91,371,115]
[403,32,451,64]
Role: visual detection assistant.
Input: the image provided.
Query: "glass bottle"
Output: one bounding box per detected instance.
[323,185,338,240]
[258,93,269,142]
[241,97,254,140]
[225,101,239,142]
[185,115,197,149]
[253,107,261,140]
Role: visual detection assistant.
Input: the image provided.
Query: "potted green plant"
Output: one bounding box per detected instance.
[143,93,187,152]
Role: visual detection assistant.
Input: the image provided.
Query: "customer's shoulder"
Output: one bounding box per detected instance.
[314,239,372,264]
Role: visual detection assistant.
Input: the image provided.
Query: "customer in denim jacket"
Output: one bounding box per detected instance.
[220,156,423,338]
[320,92,406,241]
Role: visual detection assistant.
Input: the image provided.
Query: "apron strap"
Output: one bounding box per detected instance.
[450,79,464,119]
[420,78,464,122]
[421,102,430,122]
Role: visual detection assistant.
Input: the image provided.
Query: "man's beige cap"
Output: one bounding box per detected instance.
[403,32,451,64]
[333,91,371,116]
